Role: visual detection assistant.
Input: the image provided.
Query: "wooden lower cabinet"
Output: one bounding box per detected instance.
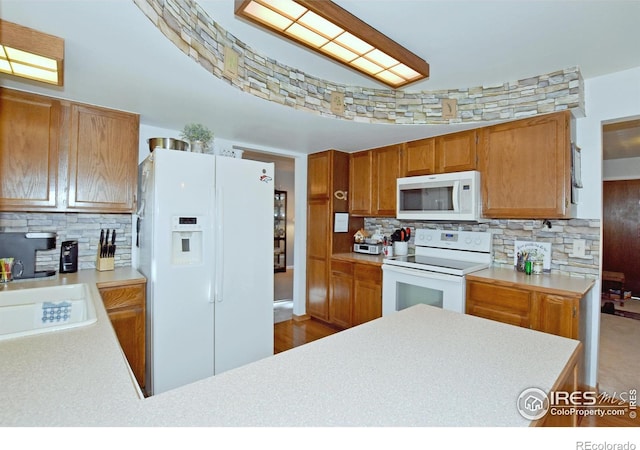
[352,264,382,326]
[98,281,146,391]
[466,279,580,339]
[329,259,382,328]
[329,260,353,328]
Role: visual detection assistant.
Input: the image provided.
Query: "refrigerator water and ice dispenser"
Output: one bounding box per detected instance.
[171,216,203,265]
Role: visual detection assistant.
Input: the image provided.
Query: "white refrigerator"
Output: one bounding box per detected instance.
[137,148,274,395]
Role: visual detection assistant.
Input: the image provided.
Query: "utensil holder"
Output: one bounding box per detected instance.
[393,241,408,256]
[96,248,114,272]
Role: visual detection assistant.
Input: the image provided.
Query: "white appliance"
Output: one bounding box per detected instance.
[396,170,483,221]
[137,148,274,395]
[382,229,492,315]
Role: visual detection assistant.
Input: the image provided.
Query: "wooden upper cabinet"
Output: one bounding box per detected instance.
[0,87,139,213]
[0,88,60,211]
[349,150,373,215]
[350,144,402,217]
[402,137,436,176]
[479,111,573,219]
[67,104,139,212]
[401,129,477,177]
[435,129,477,173]
[308,151,331,199]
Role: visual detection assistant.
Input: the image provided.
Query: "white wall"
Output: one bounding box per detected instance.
[576,65,640,388]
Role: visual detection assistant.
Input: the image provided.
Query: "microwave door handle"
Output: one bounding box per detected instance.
[452,181,460,212]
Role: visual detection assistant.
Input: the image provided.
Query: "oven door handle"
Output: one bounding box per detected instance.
[381,264,463,282]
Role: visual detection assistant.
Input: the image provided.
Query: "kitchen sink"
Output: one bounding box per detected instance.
[0,283,97,341]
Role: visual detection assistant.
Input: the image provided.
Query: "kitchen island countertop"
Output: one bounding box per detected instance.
[1,274,580,426]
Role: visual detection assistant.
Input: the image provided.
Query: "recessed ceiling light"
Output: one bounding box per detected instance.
[235,0,429,88]
[0,19,64,86]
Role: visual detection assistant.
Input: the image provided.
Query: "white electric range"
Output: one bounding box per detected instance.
[382,229,492,315]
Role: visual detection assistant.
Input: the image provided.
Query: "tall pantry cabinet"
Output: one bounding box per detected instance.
[306,150,363,322]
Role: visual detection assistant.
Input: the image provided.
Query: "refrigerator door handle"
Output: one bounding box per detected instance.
[214,187,224,303]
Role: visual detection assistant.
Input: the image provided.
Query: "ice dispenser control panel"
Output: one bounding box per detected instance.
[171,216,203,265]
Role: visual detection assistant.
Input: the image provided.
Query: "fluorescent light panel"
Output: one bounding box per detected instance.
[235,0,429,88]
[0,19,64,86]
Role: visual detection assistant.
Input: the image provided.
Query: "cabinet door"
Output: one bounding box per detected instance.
[306,200,330,321]
[352,264,382,325]
[403,138,436,176]
[330,260,353,328]
[349,150,373,216]
[99,283,146,390]
[479,111,571,218]
[372,144,402,216]
[466,281,532,327]
[0,88,60,211]
[308,151,331,199]
[67,104,139,212]
[107,306,145,389]
[436,129,477,173]
[535,293,578,339]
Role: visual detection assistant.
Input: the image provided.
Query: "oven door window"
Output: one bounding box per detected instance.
[396,282,443,310]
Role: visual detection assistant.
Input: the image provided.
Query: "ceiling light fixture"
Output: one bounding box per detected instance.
[234,0,430,89]
[0,19,64,86]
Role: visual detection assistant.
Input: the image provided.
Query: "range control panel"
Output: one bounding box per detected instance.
[414,229,492,252]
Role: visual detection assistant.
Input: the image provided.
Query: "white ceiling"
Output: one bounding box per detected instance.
[1,0,639,157]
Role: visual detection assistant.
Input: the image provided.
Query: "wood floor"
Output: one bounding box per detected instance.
[273,317,340,354]
[273,317,638,427]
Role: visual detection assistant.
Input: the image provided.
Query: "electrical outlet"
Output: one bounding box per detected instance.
[573,239,586,257]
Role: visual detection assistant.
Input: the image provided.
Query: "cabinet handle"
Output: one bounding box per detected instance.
[572,306,576,318]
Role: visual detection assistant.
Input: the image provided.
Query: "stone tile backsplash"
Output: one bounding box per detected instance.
[0,212,132,272]
[365,218,600,279]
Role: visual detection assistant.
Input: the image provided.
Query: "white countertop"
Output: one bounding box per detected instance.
[1,273,580,427]
[0,269,145,426]
[467,267,595,298]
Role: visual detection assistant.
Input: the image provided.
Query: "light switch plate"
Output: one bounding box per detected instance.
[330,91,345,115]
[572,239,586,257]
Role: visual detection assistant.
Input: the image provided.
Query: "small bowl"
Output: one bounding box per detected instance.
[147,137,189,152]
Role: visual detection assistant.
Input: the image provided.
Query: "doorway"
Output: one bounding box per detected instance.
[598,117,640,395]
[241,150,296,318]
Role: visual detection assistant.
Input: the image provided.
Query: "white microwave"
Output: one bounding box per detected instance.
[396,170,483,221]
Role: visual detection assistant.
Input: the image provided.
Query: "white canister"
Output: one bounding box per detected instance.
[383,245,393,257]
[393,241,408,256]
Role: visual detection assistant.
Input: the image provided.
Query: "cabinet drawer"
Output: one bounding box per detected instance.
[353,264,381,284]
[466,281,532,327]
[99,283,145,310]
[331,260,353,275]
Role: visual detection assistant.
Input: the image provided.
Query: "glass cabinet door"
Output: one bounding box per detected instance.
[274,190,286,272]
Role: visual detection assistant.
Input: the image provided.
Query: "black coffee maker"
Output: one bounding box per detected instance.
[60,240,79,273]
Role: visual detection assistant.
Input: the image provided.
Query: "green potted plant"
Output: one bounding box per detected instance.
[180,123,214,153]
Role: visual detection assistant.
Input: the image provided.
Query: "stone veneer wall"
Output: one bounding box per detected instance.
[365,218,600,279]
[0,212,132,272]
[133,0,585,125]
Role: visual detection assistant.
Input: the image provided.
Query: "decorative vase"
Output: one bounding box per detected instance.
[190,140,204,153]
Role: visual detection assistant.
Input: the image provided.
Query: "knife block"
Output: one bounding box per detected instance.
[96,248,114,272]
